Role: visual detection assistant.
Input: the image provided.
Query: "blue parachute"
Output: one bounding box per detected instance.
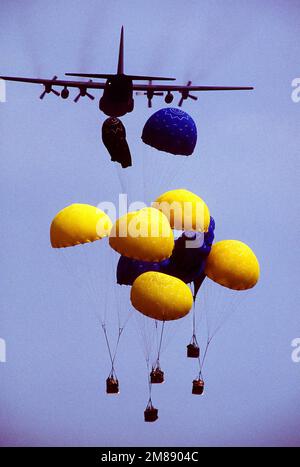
[117,256,169,286]
[165,218,215,283]
[141,108,197,156]
[117,217,215,286]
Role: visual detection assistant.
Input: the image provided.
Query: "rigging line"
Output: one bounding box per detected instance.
[114,285,132,339]
[60,249,85,292]
[154,320,159,356]
[81,247,99,307]
[146,358,152,399]
[192,299,196,338]
[163,153,178,189]
[115,164,126,195]
[103,245,110,325]
[201,283,215,362]
[111,327,124,364]
[141,143,146,203]
[156,320,165,363]
[116,284,133,332]
[197,356,203,380]
[121,307,133,332]
[116,286,122,331]
[209,292,244,342]
[199,289,247,375]
[204,284,212,345]
[90,244,106,311]
[170,154,190,188]
[135,314,151,364]
[101,323,114,367]
[198,337,211,378]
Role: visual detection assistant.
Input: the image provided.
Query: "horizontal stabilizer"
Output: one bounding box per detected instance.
[125,75,175,81]
[65,73,115,79]
[65,73,175,81]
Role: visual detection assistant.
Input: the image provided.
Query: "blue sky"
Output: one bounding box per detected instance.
[0,0,299,447]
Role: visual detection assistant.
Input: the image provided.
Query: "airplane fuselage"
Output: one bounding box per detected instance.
[99,75,134,117]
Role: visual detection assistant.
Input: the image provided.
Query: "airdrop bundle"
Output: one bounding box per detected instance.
[50,188,259,422]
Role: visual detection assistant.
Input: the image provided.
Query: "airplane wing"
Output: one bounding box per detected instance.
[0,75,106,90]
[133,83,253,91]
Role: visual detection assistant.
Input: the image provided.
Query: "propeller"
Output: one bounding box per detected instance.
[74,80,95,103]
[178,81,198,107]
[40,76,60,99]
[136,80,163,108]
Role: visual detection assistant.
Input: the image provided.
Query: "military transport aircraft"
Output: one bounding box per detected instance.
[0,27,253,117]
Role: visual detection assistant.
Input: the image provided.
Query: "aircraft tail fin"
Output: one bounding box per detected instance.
[117,26,124,75]
[116,27,175,80]
[66,27,175,81]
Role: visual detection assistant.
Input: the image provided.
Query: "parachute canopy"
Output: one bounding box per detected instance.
[205,240,260,290]
[131,271,193,321]
[50,203,112,248]
[141,108,197,156]
[117,255,169,286]
[109,207,174,262]
[117,217,215,286]
[153,188,210,232]
[165,217,215,283]
[102,117,132,168]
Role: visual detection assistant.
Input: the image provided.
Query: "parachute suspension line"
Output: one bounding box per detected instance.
[193,299,196,335]
[144,355,153,411]
[157,155,170,192]
[111,326,124,366]
[147,359,152,398]
[158,152,189,194]
[193,281,211,379]
[209,290,247,343]
[102,324,124,380]
[203,280,214,347]
[60,248,89,295]
[190,300,199,347]
[198,284,248,377]
[115,284,132,333]
[102,241,111,326]
[141,145,146,204]
[105,252,129,373]
[115,285,122,332]
[154,320,159,360]
[115,164,126,195]
[82,246,101,310]
[170,154,190,189]
[158,157,173,194]
[198,337,211,380]
[155,320,165,368]
[102,323,117,378]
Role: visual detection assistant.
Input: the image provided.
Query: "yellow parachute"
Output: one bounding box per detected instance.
[109,207,174,262]
[153,188,210,232]
[131,271,193,321]
[205,240,260,290]
[50,203,112,248]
